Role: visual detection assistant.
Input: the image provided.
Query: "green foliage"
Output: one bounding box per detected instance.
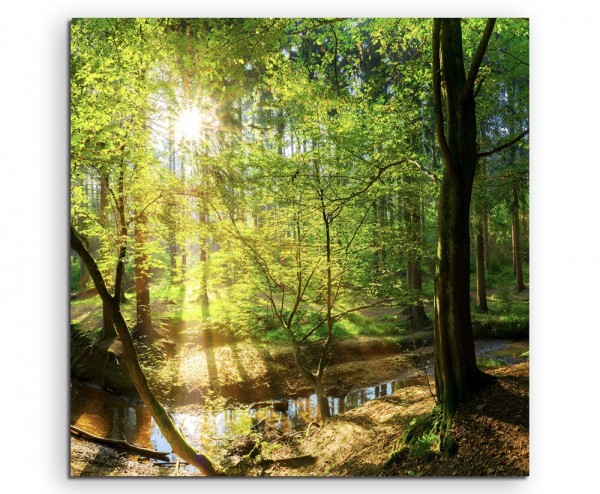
[70,257,82,292]
[477,356,505,369]
[386,406,443,468]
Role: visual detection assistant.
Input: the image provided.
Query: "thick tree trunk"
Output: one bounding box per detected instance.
[434,176,489,422]
[71,225,221,475]
[511,186,525,291]
[432,18,495,428]
[475,218,488,312]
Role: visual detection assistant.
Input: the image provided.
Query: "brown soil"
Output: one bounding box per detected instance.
[394,362,529,476]
[71,361,528,477]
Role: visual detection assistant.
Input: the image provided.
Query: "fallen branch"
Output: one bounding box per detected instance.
[260,454,317,467]
[70,425,170,462]
[305,421,321,437]
[251,419,267,431]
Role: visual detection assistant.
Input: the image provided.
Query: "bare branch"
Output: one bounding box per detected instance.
[477,129,528,159]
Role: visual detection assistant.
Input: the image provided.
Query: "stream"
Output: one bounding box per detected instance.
[70,339,528,470]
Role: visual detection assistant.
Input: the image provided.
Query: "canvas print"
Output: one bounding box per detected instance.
[70,18,529,477]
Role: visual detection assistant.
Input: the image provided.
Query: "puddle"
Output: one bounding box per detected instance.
[475,340,529,366]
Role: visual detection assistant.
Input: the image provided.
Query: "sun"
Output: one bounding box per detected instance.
[175,107,201,141]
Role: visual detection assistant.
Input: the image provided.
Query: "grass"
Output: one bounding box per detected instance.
[471,291,529,339]
[477,356,506,369]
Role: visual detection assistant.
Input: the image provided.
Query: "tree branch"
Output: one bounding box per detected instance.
[286,18,347,36]
[466,18,496,95]
[477,129,528,159]
[432,19,452,165]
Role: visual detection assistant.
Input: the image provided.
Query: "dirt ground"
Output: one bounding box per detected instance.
[71,361,528,477]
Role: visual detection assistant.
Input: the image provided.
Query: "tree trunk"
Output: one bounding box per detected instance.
[71,225,221,475]
[481,161,491,269]
[134,212,154,338]
[312,375,330,420]
[521,207,529,263]
[406,202,428,327]
[379,195,387,272]
[432,18,495,428]
[181,245,187,278]
[170,242,178,278]
[287,336,331,419]
[316,197,333,419]
[511,186,525,291]
[100,167,117,339]
[198,211,210,317]
[475,218,488,312]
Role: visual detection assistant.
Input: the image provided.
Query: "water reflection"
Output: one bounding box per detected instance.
[71,372,427,467]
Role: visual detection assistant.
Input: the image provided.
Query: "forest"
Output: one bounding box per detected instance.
[69,17,529,477]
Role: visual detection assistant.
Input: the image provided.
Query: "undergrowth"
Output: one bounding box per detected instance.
[385,406,444,468]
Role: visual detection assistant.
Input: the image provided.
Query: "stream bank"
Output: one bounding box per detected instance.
[70,335,528,475]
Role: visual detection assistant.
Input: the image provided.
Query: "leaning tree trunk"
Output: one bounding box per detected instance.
[71,225,221,476]
[100,166,117,339]
[432,18,495,429]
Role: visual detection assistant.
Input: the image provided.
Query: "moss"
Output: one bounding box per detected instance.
[441,434,458,458]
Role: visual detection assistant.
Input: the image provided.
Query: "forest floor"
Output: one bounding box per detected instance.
[71,361,529,477]
[70,282,528,477]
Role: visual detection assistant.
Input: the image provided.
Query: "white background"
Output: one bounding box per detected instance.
[0,0,597,492]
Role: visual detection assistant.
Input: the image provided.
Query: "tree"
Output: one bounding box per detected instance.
[431,18,498,429]
[432,18,529,431]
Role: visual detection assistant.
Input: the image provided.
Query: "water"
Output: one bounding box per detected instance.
[71,339,528,468]
[71,372,427,466]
